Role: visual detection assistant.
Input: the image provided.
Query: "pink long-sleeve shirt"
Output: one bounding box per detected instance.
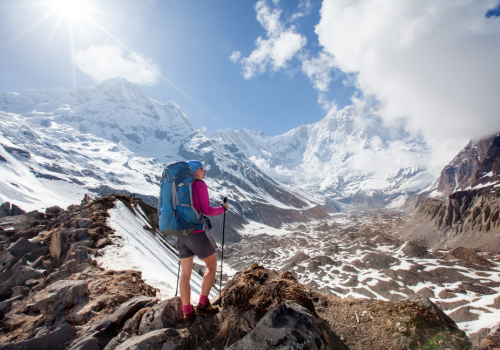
[192,180,224,233]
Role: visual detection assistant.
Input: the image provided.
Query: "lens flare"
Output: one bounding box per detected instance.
[53,0,87,19]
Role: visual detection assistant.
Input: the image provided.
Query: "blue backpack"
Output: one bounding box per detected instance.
[158,161,206,236]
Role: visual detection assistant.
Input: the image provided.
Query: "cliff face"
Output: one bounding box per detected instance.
[398,133,500,251]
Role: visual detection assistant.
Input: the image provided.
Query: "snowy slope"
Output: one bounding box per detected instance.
[0,111,163,211]
[97,200,217,302]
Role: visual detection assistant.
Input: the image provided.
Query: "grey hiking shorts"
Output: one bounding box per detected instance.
[176,231,216,260]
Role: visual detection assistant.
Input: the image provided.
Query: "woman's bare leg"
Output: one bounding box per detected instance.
[200,253,217,297]
[179,256,194,306]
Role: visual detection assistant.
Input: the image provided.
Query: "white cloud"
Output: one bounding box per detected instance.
[238,0,307,79]
[74,45,161,86]
[229,50,241,63]
[301,52,336,92]
[315,0,500,164]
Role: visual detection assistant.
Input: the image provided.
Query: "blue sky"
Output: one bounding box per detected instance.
[0,0,354,136]
[1,0,499,164]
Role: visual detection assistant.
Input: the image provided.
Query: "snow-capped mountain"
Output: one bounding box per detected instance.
[211,103,436,209]
[1,78,436,240]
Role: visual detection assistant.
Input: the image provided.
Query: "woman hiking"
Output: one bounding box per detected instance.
[177,160,229,326]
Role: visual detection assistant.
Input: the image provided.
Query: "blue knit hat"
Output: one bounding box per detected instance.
[187,160,203,174]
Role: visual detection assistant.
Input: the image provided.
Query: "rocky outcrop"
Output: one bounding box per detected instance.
[228,301,325,350]
[399,133,500,250]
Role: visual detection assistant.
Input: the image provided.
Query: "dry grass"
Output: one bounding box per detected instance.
[216,264,315,346]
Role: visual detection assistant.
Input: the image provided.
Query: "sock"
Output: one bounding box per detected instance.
[182,304,193,316]
[199,294,209,308]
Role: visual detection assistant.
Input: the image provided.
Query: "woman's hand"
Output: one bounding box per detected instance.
[221,202,229,211]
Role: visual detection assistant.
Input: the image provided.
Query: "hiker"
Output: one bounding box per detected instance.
[177,160,229,326]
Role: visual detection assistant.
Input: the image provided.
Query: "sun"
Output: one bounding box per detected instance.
[52,0,88,19]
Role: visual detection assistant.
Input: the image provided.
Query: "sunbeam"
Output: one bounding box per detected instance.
[42,13,63,56]
[76,18,91,46]
[68,19,77,92]
[5,9,56,46]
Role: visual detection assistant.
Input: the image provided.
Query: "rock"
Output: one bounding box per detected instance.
[13,211,46,233]
[11,286,30,298]
[406,294,459,329]
[0,295,23,319]
[96,238,112,249]
[438,289,457,299]
[29,256,44,269]
[25,247,48,262]
[70,228,90,243]
[401,242,432,258]
[113,328,190,350]
[25,279,42,287]
[416,287,435,299]
[448,306,481,323]
[66,245,92,264]
[0,267,44,300]
[228,301,325,350]
[487,321,500,349]
[0,251,15,266]
[103,331,131,350]
[121,307,149,335]
[6,238,39,258]
[45,206,64,217]
[139,296,183,334]
[362,252,399,269]
[66,335,100,350]
[76,219,93,229]
[79,295,156,348]
[45,259,89,284]
[49,228,71,263]
[32,279,88,323]
[0,323,77,350]
[11,204,25,217]
[0,203,10,218]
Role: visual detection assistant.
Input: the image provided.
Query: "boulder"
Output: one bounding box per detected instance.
[102,331,130,350]
[13,212,46,232]
[96,238,112,249]
[49,228,71,262]
[70,295,156,350]
[7,238,39,258]
[0,323,76,350]
[11,204,25,217]
[487,321,500,349]
[70,228,90,243]
[139,296,183,334]
[0,203,10,218]
[113,328,190,350]
[25,247,48,262]
[45,206,64,218]
[0,267,44,300]
[32,279,88,323]
[228,301,325,350]
[0,251,15,266]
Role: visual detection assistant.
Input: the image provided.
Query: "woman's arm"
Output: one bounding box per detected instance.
[195,181,225,216]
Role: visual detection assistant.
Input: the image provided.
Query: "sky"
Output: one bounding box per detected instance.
[1,0,500,165]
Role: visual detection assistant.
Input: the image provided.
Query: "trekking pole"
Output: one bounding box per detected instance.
[219,197,227,295]
[175,259,181,297]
